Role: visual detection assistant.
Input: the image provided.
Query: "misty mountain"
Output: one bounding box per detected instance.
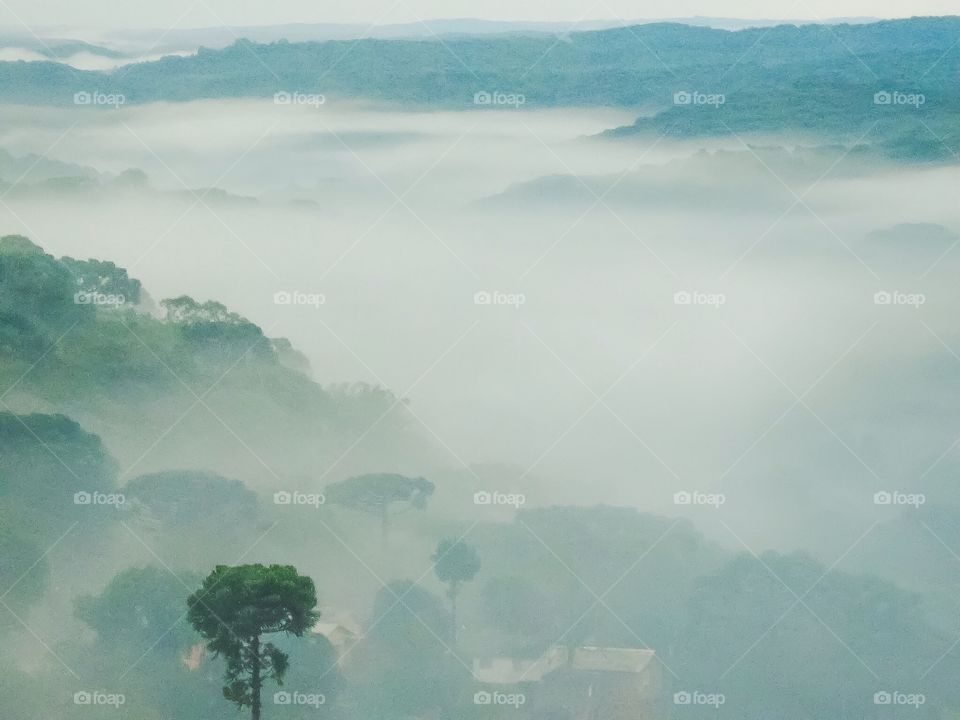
[0,235,436,485]
[2,17,956,161]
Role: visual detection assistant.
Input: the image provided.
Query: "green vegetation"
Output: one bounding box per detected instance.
[1,18,958,160]
[187,564,319,720]
[433,538,481,646]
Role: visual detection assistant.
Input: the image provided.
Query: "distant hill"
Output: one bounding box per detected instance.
[0,235,434,485]
[1,17,957,160]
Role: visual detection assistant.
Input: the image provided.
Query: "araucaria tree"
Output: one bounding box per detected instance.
[325,473,434,549]
[432,538,481,647]
[187,564,318,720]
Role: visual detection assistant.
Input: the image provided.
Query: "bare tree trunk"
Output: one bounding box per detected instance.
[251,636,261,720]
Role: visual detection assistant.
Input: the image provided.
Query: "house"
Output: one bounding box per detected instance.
[309,607,363,657]
[473,645,664,720]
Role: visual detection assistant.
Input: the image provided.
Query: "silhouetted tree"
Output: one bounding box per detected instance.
[325,473,434,549]
[433,538,481,647]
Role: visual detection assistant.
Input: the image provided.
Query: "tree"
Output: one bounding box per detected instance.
[125,471,261,565]
[354,580,464,718]
[325,473,434,549]
[187,564,318,720]
[77,566,202,655]
[432,538,481,647]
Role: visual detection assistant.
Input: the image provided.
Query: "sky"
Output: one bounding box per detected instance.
[0,0,955,30]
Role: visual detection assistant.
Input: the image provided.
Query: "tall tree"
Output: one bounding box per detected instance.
[187,564,318,720]
[325,473,434,549]
[432,538,481,647]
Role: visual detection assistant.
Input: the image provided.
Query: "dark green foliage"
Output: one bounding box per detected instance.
[326,472,434,513]
[433,538,480,646]
[675,550,953,718]
[1,19,958,158]
[0,235,89,359]
[0,411,118,530]
[187,564,319,718]
[60,256,143,305]
[76,565,203,654]
[125,470,259,530]
[326,473,434,545]
[433,537,481,591]
[356,580,466,718]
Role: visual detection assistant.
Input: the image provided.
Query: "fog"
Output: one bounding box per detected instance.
[2,98,958,563]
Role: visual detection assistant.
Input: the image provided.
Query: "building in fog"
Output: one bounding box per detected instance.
[473,645,664,720]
